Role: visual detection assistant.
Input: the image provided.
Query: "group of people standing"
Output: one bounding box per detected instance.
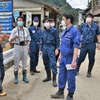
[0,12,100,100]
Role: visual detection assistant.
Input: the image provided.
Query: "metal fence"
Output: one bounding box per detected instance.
[3,49,14,65]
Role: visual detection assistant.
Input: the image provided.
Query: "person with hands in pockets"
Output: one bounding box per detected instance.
[50,13,81,100]
[9,16,31,84]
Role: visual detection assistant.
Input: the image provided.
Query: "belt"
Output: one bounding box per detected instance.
[44,44,55,47]
[14,43,27,46]
[31,41,40,44]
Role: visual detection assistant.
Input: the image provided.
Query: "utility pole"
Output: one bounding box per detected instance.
[91,0,93,13]
[88,0,89,4]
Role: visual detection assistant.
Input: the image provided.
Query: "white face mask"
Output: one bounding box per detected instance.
[44,22,50,28]
[33,22,39,26]
[50,23,55,27]
[61,20,66,26]
[86,18,92,23]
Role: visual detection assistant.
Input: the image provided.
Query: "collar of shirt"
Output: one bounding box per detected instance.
[86,22,94,28]
[62,25,73,36]
[17,26,24,31]
[33,26,39,30]
[65,25,73,32]
[45,27,52,32]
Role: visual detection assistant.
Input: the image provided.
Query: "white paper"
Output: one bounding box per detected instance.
[66,64,75,70]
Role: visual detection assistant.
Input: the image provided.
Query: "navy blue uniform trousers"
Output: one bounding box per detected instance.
[58,54,76,92]
[42,45,57,74]
[0,53,5,93]
[29,41,39,67]
[78,43,96,64]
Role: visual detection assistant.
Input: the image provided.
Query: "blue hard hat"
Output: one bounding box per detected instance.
[33,17,39,20]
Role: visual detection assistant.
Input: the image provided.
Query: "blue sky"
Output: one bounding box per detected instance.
[66,0,91,9]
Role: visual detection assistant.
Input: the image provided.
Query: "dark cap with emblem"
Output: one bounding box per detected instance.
[33,17,39,21]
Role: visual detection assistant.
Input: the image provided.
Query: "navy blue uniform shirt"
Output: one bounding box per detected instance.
[40,27,60,51]
[28,26,42,42]
[60,26,81,56]
[79,22,100,45]
[0,44,2,53]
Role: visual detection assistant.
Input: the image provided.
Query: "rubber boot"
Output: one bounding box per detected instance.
[33,67,40,73]
[66,92,74,100]
[87,62,94,77]
[14,71,18,84]
[50,88,64,98]
[76,62,81,75]
[43,70,51,82]
[30,66,35,75]
[53,74,57,87]
[23,70,29,83]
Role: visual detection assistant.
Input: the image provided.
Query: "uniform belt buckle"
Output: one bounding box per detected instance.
[37,42,40,44]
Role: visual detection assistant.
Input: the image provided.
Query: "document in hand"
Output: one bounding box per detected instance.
[66,64,75,70]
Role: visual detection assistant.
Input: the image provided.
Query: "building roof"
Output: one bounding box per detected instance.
[27,0,59,14]
[93,9,100,16]
[82,8,91,15]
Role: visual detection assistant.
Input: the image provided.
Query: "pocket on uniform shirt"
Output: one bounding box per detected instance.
[49,35,55,41]
[90,28,96,36]
[63,37,71,45]
[64,38,70,41]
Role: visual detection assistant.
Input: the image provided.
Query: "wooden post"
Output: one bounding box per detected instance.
[41,7,44,29]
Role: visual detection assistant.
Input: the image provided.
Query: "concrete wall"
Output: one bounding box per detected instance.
[78,12,84,25]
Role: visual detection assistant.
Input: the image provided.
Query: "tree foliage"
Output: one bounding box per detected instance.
[88,0,98,8]
[37,0,78,24]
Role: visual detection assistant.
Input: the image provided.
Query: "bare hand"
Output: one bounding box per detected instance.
[71,61,77,68]
[14,35,19,39]
[57,53,61,62]
[58,54,61,62]
[55,49,59,56]
[27,45,30,51]
[0,34,7,40]
[39,51,42,55]
[25,40,29,43]
[97,43,100,50]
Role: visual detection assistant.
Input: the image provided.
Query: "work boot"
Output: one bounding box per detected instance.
[14,71,18,84]
[0,91,7,96]
[23,70,29,83]
[66,92,74,100]
[66,96,73,100]
[50,88,64,98]
[87,62,94,77]
[76,61,81,75]
[43,70,51,82]
[53,74,57,87]
[33,67,40,73]
[87,72,91,77]
[30,66,35,75]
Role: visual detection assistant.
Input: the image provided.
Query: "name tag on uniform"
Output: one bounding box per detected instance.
[32,30,35,33]
[66,64,75,70]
